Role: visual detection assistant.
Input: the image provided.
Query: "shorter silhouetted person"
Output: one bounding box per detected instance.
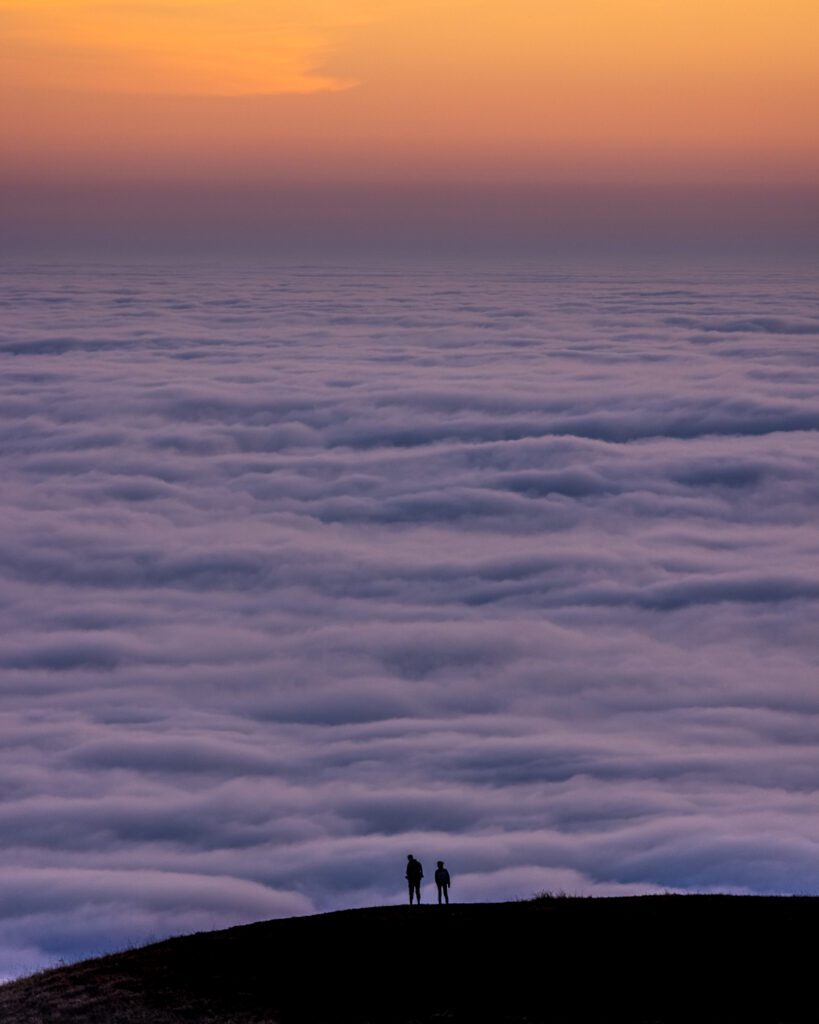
[434,860,451,904]
[406,854,423,904]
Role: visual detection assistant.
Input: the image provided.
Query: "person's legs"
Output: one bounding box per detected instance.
[437,883,442,904]
[443,884,449,905]
[414,881,421,903]
[408,880,414,905]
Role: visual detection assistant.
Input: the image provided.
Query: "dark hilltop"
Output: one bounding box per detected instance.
[1,895,817,1023]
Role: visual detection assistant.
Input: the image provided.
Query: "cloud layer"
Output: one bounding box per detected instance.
[1,259,818,976]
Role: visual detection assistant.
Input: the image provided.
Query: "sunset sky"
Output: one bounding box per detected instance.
[3,1,819,246]
[1,1,818,251]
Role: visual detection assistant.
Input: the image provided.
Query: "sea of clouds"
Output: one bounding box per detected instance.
[1,259,818,976]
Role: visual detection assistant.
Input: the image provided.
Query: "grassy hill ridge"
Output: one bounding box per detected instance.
[1,895,817,1022]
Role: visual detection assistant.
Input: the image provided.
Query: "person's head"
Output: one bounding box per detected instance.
[407,854,413,861]
[437,861,444,868]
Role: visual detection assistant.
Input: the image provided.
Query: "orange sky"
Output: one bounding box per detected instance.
[4,0,819,184]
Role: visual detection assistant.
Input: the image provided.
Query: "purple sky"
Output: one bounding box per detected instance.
[1,258,818,977]
[3,184,819,259]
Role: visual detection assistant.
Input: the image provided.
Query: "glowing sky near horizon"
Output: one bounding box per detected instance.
[4,0,819,185]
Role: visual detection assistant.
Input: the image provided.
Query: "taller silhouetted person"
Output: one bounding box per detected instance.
[406,854,423,904]
[434,860,451,904]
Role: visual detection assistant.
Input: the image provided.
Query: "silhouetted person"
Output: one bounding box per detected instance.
[406,854,423,904]
[434,860,451,904]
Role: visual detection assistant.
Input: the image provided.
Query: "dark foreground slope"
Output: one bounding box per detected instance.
[1,895,818,1023]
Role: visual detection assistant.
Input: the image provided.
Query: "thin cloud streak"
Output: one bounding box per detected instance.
[3,0,361,96]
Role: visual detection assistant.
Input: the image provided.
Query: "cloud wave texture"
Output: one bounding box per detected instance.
[1,260,818,975]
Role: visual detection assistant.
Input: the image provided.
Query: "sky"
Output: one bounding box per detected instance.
[3,0,819,250]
